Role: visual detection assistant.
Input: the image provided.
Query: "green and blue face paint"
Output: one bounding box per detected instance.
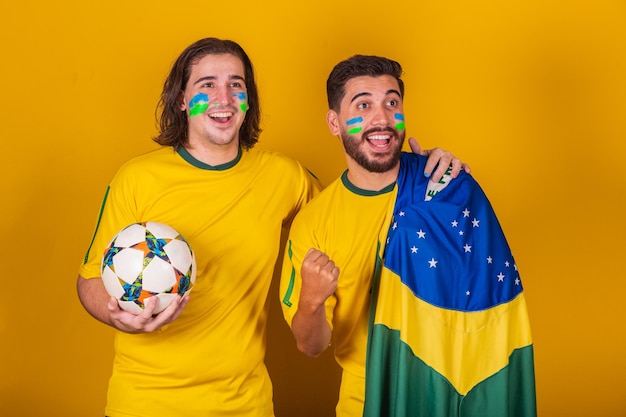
[189,93,210,117]
[395,113,405,130]
[233,91,248,113]
[346,116,363,134]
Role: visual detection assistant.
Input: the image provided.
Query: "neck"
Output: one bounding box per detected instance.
[344,159,400,191]
[184,139,240,166]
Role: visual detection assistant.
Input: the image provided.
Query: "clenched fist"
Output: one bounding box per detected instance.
[299,248,340,309]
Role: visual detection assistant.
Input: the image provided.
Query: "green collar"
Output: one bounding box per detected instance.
[176,146,242,171]
[340,170,396,196]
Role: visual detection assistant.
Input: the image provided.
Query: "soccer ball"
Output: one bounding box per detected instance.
[101,221,196,314]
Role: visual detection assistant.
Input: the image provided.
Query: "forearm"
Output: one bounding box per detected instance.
[76,275,114,327]
[291,303,332,357]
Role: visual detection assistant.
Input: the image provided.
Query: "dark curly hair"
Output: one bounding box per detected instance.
[153,38,261,150]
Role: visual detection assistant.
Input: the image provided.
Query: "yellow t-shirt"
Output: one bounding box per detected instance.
[280,171,396,417]
[80,146,320,417]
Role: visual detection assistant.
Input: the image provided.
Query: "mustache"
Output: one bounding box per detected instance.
[361,127,398,139]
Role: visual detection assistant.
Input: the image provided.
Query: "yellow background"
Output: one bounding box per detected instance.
[1,0,625,416]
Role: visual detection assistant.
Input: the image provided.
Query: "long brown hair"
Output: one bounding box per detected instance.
[153,38,261,150]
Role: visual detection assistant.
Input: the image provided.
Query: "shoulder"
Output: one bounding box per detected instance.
[115,146,176,173]
[244,148,322,190]
[292,176,343,219]
[246,148,311,172]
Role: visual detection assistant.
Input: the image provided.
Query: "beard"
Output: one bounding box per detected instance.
[341,126,405,173]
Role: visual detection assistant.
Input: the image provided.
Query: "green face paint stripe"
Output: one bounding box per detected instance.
[346,116,363,134]
[394,113,405,130]
[188,93,210,117]
[189,103,209,117]
[232,92,248,113]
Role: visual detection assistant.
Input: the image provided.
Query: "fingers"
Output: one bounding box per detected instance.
[108,295,188,334]
[158,295,188,324]
[140,296,159,319]
[445,158,471,178]
[422,147,470,182]
[303,249,340,277]
[300,249,339,307]
[422,147,447,182]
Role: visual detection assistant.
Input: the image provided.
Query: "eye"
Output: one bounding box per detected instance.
[201,82,214,88]
[388,99,398,107]
[357,102,369,110]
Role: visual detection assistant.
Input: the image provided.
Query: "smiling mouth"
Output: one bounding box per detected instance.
[208,111,234,123]
[365,130,395,148]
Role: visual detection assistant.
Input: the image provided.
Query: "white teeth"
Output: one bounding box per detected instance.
[368,134,390,140]
[209,112,233,118]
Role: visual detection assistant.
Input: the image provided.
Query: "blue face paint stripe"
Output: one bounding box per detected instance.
[346,116,364,125]
[189,93,209,107]
[394,113,405,121]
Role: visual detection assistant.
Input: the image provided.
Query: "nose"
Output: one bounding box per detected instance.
[212,86,232,105]
[370,105,392,127]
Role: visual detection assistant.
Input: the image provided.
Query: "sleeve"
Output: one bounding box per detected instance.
[279,209,337,329]
[78,164,142,279]
[282,162,323,229]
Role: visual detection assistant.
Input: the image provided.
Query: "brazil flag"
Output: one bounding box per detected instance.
[364,153,536,417]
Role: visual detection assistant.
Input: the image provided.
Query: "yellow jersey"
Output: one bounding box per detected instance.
[80,145,320,417]
[280,171,395,417]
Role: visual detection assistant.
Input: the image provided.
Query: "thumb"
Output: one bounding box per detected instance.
[408,137,427,156]
[107,296,119,312]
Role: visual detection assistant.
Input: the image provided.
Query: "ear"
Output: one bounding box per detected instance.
[326,109,341,136]
[178,91,187,112]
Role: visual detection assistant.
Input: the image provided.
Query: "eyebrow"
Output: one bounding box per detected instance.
[349,89,401,103]
[193,74,246,86]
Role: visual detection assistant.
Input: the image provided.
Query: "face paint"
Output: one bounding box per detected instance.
[346,116,363,134]
[233,92,248,113]
[394,113,405,130]
[189,93,209,117]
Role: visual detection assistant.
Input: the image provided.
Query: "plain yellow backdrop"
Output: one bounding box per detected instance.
[1,0,625,416]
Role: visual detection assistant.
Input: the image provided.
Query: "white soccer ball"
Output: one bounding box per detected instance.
[101,222,196,314]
